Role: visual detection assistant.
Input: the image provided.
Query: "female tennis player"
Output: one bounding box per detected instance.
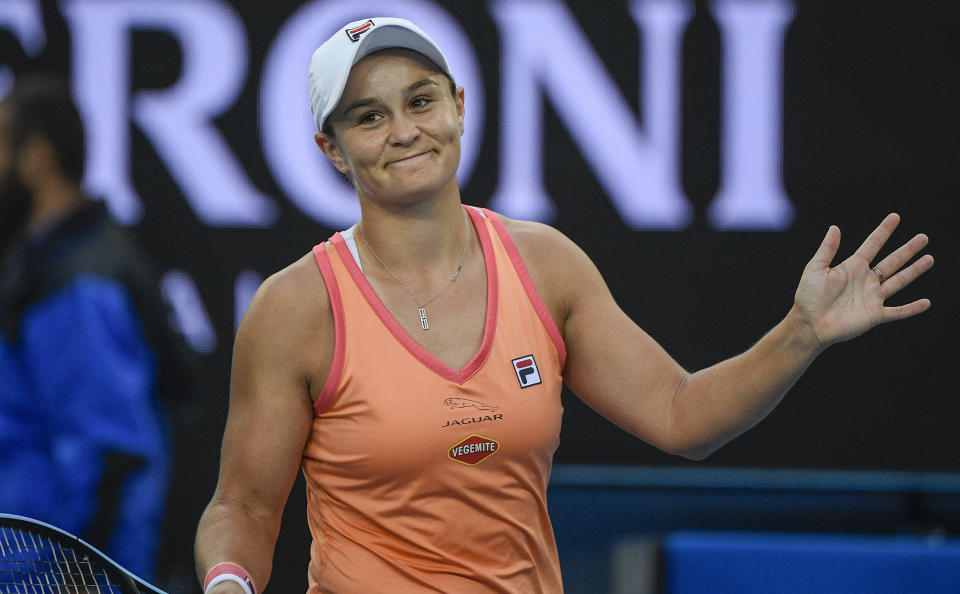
[194,17,933,594]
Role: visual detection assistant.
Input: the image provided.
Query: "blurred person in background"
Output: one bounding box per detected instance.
[0,73,196,581]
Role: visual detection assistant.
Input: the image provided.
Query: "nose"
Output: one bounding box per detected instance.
[388,112,420,146]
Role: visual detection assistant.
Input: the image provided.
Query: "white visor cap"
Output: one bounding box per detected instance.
[309,17,452,132]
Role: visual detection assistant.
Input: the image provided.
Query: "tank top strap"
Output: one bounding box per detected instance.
[311,241,346,414]
[471,207,566,368]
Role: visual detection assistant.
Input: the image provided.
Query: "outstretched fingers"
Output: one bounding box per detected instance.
[809,225,841,269]
[880,297,932,324]
[877,252,935,299]
[872,224,934,321]
[854,213,900,263]
[872,232,930,284]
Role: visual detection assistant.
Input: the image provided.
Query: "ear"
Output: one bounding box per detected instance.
[455,86,465,136]
[315,131,350,175]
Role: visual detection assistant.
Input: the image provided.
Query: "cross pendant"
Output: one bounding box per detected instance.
[418,307,429,330]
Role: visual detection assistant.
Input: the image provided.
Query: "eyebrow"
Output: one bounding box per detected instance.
[340,78,441,117]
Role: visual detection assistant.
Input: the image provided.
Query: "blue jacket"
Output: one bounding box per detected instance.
[0,201,195,580]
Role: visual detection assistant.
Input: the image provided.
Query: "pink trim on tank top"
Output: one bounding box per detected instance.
[311,244,347,415]
[329,205,499,385]
[481,208,567,369]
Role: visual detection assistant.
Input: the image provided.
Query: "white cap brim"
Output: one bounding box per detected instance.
[308,17,452,131]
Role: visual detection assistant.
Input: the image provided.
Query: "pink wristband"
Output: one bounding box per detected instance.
[203,562,257,594]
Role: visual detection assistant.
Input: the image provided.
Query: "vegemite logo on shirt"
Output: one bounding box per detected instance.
[511,354,541,388]
[448,434,500,466]
[345,19,375,42]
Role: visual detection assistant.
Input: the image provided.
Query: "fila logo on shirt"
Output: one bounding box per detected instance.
[512,355,541,388]
[345,20,375,42]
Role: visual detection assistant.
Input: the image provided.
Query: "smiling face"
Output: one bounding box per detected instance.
[316,48,465,207]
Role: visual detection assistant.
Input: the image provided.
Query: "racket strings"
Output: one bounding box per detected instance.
[0,526,121,593]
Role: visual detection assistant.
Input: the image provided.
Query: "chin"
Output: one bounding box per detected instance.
[365,169,458,203]
[380,183,447,205]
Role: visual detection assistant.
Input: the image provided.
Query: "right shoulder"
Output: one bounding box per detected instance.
[234,250,335,398]
[245,250,330,324]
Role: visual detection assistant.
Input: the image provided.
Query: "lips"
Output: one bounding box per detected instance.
[387,150,432,166]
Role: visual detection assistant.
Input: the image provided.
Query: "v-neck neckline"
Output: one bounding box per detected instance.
[331,205,498,385]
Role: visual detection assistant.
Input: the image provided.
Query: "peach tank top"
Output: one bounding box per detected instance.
[304,206,566,593]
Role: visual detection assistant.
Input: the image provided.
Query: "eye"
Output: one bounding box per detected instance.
[358,111,382,125]
[410,96,431,109]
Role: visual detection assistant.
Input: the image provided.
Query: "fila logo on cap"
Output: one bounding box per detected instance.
[512,355,541,388]
[345,19,375,42]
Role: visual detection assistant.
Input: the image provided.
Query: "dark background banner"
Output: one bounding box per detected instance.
[2,0,955,588]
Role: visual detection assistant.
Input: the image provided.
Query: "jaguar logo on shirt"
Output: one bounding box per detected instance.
[448,434,500,466]
[441,398,503,428]
[443,397,499,412]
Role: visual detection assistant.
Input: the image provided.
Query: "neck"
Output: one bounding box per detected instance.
[357,197,469,276]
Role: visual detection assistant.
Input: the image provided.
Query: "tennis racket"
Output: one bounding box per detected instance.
[0,513,167,593]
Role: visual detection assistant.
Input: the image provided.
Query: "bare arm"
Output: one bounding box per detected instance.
[667,214,933,458]
[195,254,331,592]
[510,214,933,461]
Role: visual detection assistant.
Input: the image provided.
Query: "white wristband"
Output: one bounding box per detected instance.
[205,573,254,594]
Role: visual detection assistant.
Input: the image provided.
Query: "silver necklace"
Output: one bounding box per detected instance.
[358,209,469,330]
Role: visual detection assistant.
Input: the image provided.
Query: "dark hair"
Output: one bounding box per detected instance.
[2,73,85,183]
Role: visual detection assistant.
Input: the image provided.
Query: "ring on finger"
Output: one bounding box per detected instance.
[872,266,884,284]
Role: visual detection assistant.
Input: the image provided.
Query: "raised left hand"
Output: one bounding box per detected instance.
[792,213,934,349]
